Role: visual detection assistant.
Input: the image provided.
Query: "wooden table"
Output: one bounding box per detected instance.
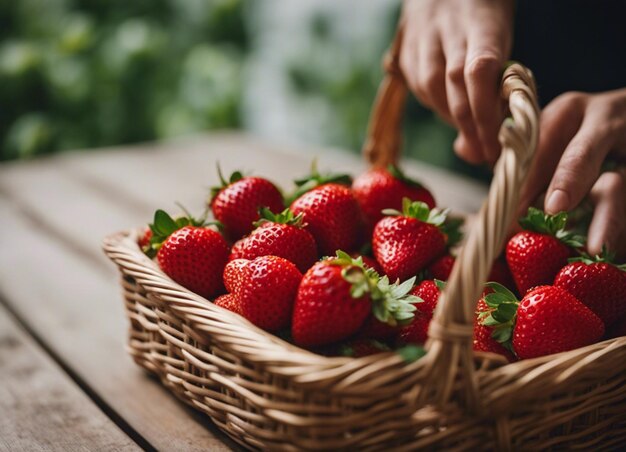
[0,133,488,451]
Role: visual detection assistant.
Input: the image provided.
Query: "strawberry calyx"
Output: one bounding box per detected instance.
[387,164,424,189]
[477,282,520,352]
[290,160,352,201]
[568,245,626,271]
[145,209,214,258]
[210,165,245,201]
[518,207,585,248]
[383,198,448,228]
[253,207,306,229]
[331,250,420,327]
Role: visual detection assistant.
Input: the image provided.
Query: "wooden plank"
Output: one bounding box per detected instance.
[0,197,237,451]
[0,303,138,452]
[58,132,488,215]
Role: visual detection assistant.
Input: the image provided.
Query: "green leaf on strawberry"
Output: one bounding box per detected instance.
[146,209,209,258]
[387,164,425,190]
[518,207,585,248]
[331,250,420,327]
[254,207,306,229]
[382,198,449,227]
[569,245,626,271]
[210,164,245,200]
[478,282,520,351]
[289,159,353,202]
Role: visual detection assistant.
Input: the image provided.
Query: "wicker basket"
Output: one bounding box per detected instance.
[103,28,626,451]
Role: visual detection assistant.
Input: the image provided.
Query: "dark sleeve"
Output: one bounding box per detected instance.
[511,0,626,106]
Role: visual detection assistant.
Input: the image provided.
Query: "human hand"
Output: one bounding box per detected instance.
[400,0,515,165]
[519,89,626,257]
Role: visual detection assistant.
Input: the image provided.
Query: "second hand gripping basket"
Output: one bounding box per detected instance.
[103,26,626,451]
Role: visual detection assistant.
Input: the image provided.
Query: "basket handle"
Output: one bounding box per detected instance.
[363,28,540,409]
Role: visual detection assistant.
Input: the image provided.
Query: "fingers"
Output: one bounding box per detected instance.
[465,23,508,164]
[518,94,585,217]
[545,104,615,214]
[442,36,483,164]
[587,171,626,256]
[417,34,452,122]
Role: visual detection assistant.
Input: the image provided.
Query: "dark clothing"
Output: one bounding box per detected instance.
[512,0,626,106]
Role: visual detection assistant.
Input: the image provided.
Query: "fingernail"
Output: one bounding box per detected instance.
[545,189,569,214]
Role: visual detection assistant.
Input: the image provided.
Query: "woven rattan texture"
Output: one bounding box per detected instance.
[106,230,626,450]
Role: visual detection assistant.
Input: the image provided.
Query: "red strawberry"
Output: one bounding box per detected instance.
[428,254,456,281]
[292,251,418,347]
[480,283,604,360]
[373,199,448,282]
[228,208,318,273]
[138,227,152,253]
[237,256,302,332]
[214,293,243,315]
[340,339,391,357]
[473,299,516,362]
[229,237,245,260]
[352,165,435,230]
[554,250,626,327]
[506,208,584,295]
[149,210,229,299]
[396,280,441,345]
[223,258,248,294]
[210,169,284,241]
[290,183,363,256]
[430,254,515,292]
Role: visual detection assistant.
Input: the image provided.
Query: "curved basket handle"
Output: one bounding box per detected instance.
[363,31,540,410]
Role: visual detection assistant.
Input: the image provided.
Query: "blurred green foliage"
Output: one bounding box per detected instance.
[0,0,487,179]
[0,0,246,160]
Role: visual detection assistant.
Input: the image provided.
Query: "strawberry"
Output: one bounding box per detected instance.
[237,256,302,332]
[373,199,448,282]
[340,339,391,357]
[290,183,363,256]
[223,258,248,294]
[352,165,436,230]
[148,210,229,299]
[428,254,456,281]
[554,249,626,327]
[214,293,243,315]
[210,168,284,241]
[138,226,152,253]
[396,280,442,345]
[473,298,516,362]
[429,254,515,292]
[480,283,604,360]
[506,208,584,295]
[292,251,419,347]
[228,208,318,273]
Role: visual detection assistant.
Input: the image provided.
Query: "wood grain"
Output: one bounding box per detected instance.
[0,303,138,452]
[0,196,237,451]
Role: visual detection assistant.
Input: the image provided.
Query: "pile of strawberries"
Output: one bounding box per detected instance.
[139,164,626,361]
